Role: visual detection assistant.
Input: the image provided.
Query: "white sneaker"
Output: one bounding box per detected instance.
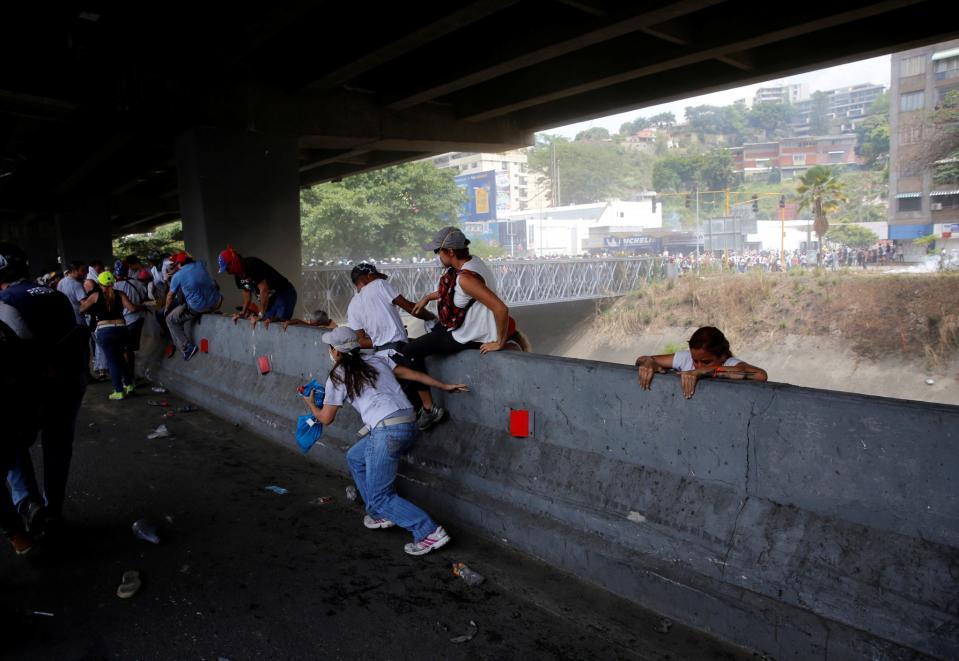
[363,515,395,529]
[404,526,451,556]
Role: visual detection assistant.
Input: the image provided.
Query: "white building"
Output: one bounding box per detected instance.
[507,200,662,257]
[429,149,549,213]
[754,83,808,106]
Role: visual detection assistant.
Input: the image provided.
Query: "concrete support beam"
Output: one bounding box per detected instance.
[56,213,114,267]
[175,127,302,315]
[0,215,60,276]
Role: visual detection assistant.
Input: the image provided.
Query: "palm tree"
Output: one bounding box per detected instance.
[796,166,847,265]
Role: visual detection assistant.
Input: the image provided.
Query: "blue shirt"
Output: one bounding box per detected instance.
[170,262,221,311]
[0,280,87,375]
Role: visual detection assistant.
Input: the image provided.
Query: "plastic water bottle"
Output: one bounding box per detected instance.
[452,562,484,586]
[345,486,357,502]
[132,518,160,544]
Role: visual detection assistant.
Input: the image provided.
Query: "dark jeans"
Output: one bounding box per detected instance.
[95,325,130,393]
[399,325,480,392]
[5,373,86,521]
[265,287,297,321]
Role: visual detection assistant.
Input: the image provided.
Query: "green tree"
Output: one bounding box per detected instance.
[827,223,878,248]
[746,102,795,139]
[684,104,747,143]
[529,136,651,204]
[797,165,847,264]
[574,127,611,142]
[651,149,735,193]
[926,89,959,170]
[113,221,184,259]
[648,112,676,128]
[831,171,887,223]
[619,116,651,135]
[300,162,464,262]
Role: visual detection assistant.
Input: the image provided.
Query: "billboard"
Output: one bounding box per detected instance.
[455,171,497,222]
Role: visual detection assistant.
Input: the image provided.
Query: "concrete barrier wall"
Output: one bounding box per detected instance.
[141,315,959,659]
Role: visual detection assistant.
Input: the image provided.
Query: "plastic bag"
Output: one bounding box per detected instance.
[295,414,323,453]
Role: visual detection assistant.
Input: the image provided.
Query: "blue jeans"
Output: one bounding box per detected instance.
[6,373,86,519]
[346,410,437,542]
[265,287,297,321]
[95,325,129,392]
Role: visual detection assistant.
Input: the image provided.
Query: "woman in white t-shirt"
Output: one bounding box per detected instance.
[302,326,469,557]
[635,326,767,399]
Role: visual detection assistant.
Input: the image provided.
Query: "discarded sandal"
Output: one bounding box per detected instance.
[116,570,141,599]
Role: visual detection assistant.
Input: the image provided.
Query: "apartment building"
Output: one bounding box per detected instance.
[429,149,549,214]
[889,39,959,256]
[753,83,808,105]
[791,83,885,135]
[729,134,859,180]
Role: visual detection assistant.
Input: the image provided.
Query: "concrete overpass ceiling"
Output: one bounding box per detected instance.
[1,1,957,235]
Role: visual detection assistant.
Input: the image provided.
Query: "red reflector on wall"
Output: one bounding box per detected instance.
[199,338,209,353]
[257,355,271,375]
[510,409,530,437]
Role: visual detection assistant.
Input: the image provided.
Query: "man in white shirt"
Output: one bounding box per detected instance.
[347,263,435,354]
[57,261,88,326]
[347,263,438,419]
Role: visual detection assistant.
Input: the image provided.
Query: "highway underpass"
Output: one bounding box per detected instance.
[2,3,959,659]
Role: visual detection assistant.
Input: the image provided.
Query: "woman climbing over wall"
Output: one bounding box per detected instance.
[634,326,767,399]
[302,326,470,556]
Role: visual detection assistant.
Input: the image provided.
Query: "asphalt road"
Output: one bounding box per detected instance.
[1,381,748,661]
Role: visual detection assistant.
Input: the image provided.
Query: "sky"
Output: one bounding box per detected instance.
[543,54,891,139]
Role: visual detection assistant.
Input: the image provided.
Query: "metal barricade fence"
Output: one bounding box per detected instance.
[300,257,665,320]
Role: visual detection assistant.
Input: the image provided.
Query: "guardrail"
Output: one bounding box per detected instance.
[141,315,959,660]
[300,257,665,319]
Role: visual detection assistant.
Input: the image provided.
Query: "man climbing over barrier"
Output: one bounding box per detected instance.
[165,252,222,361]
[218,246,297,327]
[404,227,511,431]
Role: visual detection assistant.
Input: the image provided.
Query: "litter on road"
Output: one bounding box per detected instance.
[450,620,478,644]
[147,424,172,439]
[264,485,288,495]
[116,570,142,599]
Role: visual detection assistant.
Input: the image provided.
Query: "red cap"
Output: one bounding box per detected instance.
[171,251,191,265]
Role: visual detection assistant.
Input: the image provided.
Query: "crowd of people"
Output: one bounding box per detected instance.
[1,227,767,559]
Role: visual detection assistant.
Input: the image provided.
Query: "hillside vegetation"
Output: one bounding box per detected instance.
[595,270,959,369]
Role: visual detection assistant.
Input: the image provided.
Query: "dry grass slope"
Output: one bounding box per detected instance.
[597,270,959,369]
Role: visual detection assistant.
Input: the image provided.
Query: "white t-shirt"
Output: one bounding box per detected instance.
[672,350,742,372]
[323,353,412,428]
[451,256,499,344]
[115,279,146,324]
[346,278,406,349]
[57,276,87,325]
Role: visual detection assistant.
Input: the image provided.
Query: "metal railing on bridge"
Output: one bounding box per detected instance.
[301,256,664,320]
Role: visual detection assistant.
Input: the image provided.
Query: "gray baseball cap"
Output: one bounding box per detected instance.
[322,326,361,352]
[423,226,470,251]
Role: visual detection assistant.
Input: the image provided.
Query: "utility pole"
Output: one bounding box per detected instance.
[695,185,701,260]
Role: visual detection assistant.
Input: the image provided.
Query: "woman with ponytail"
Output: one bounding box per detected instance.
[302,326,469,557]
[79,271,141,400]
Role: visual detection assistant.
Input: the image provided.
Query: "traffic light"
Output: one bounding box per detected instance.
[779,195,786,209]
[685,194,691,209]
[651,196,657,213]
[751,194,759,213]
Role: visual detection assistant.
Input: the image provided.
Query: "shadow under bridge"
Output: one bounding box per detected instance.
[300,256,665,320]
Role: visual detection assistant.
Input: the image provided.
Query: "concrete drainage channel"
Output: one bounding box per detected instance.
[141,314,959,659]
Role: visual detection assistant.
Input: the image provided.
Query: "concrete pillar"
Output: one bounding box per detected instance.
[56,213,114,268]
[0,215,60,278]
[175,127,302,314]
